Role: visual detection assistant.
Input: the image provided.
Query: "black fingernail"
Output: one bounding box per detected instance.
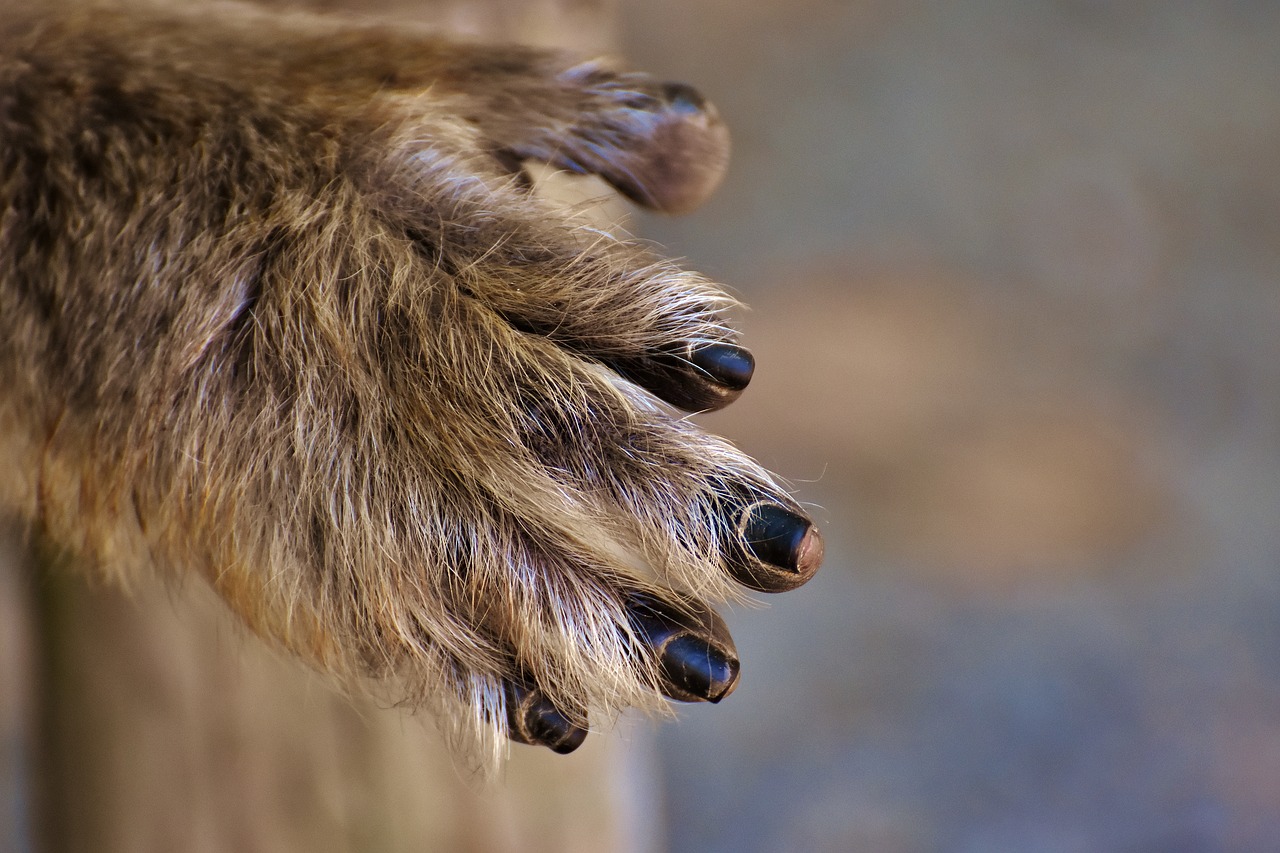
[658,633,741,703]
[690,344,754,392]
[505,683,588,754]
[628,594,740,703]
[617,344,753,412]
[661,82,708,115]
[730,505,824,593]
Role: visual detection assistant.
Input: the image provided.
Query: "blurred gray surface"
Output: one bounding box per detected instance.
[619,1,1280,850]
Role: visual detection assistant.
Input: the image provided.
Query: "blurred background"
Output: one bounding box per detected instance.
[617,1,1280,850]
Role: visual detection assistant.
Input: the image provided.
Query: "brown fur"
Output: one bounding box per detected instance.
[0,0,814,764]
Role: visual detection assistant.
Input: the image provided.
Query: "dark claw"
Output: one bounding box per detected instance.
[504,681,588,754]
[659,633,741,703]
[660,82,709,115]
[618,343,754,412]
[689,343,754,392]
[627,593,740,703]
[728,503,824,593]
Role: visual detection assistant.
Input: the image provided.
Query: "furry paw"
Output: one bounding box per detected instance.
[0,4,823,763]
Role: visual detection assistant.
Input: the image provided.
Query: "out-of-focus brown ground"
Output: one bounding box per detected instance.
[620,1,1280,849]
[721,266,1170,581]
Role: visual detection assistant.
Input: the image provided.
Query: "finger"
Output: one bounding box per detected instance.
[548,76,731,215]
[475,63,731,215]
[449,241,753,413]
